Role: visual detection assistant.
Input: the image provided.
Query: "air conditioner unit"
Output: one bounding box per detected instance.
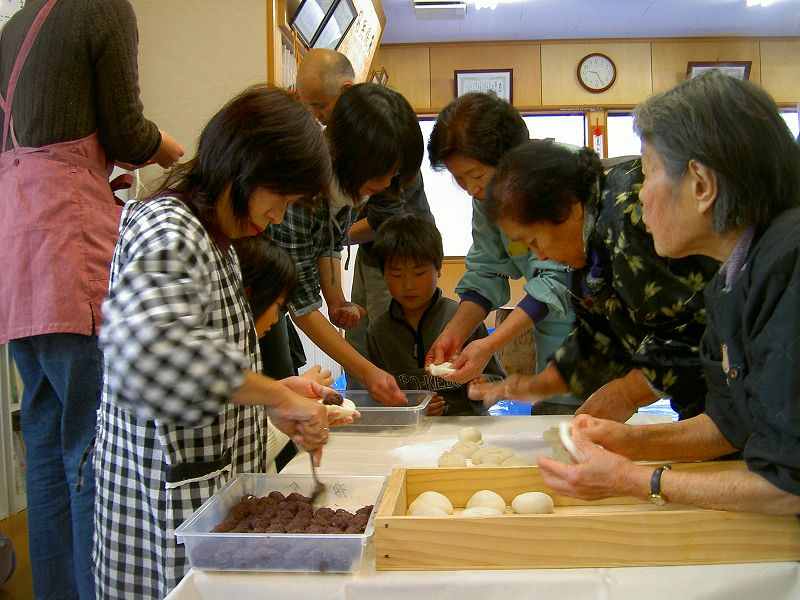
[413,0,467,17]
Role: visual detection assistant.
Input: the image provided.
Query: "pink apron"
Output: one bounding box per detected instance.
[0,0,122,344]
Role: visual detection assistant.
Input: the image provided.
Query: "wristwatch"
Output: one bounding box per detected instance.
[649,464,671,506]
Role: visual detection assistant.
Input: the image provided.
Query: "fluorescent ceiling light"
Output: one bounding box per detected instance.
[467,0,521,9]
[746,0,777,7]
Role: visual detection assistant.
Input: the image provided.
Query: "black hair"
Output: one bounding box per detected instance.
[234,237,296,319]
[634,70,800,233]
[428,92,528,170]
[373,213,443,272]
[487,140,604,225]
[154,85,331,229]
[326,83,423,199]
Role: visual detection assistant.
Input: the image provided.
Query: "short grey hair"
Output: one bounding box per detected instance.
[634,71,800,233]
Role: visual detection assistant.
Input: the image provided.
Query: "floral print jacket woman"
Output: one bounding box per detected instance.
[553,158,720,419]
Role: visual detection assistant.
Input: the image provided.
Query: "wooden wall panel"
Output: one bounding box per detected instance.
[540,42,652,106]
[760,40,800,104]
[651,39,761,94]
[440,259,525,306]
[373,46,432,110]
[429,43,542,110]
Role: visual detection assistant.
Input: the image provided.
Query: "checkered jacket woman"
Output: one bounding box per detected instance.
[94,197,266,599]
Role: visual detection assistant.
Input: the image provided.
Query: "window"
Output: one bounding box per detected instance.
[607,113,641,158]
[523,113,586,148]
[418,118,473,256]
[780,109,800,141]
[419,113,587,256]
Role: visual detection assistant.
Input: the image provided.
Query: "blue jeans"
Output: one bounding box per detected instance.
[10,334,102,600]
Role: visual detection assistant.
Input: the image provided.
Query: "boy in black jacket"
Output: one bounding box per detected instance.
[367,214,505,415]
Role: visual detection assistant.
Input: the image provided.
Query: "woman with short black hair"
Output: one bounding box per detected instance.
[425,93,575,412]
[533,71,800,516]
[270,83,425,406]
[94,85,343,599]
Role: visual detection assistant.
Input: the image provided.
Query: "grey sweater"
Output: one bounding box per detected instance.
[366,289,505,416]
[0,0,160,163]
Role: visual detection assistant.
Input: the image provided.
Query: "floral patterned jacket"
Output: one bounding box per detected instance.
[553,158,720,419]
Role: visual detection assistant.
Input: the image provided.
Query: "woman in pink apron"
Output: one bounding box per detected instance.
[0,1,183,598]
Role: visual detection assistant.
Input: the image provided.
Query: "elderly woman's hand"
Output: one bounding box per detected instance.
[537,424,645,501]
[576,370,659,423]
[445,338,494,384]
[468,363,568,407]
[571,413,640,458]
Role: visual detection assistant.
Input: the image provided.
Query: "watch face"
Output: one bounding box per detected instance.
[579,54,616,92]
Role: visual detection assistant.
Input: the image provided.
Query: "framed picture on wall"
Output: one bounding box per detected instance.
[454,69,513,103]
[686,61,752,81]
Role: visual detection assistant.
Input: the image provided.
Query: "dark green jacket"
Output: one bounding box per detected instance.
[553,158,719,419]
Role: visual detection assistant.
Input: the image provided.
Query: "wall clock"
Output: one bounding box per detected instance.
[577,53,616,93]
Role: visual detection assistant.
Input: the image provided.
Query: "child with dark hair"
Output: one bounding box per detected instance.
[235,238,297,338]
[236,237,332,384]
[366,214,504,416]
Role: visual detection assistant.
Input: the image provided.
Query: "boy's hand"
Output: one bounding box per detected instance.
[426,394,446,416]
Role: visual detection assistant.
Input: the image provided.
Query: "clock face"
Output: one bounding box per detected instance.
[578,54,616,93]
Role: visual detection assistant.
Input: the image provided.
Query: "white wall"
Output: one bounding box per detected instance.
[130,0,268,194]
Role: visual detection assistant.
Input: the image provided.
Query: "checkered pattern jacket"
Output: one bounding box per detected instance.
[94,197,267,599]
[269,190,355,316]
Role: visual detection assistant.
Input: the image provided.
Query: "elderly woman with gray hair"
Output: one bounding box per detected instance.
[530,72,800,514]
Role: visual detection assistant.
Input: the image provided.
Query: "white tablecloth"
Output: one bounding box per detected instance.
[167,416,800,600]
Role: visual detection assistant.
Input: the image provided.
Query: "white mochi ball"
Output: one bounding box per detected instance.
[411,491,454,514]
[470,446,498,464]
[460,506,504,518]
[438,451,467,468]
[501,455,528,467]
[511,492,555,514]
[458,426,482,444]
[491,447,514,461]
[466,490,506,513]
[476,452,505,466]
[408,503,449,517]
[450,441,480,458]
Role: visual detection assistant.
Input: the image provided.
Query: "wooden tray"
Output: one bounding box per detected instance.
[374,463,800,570]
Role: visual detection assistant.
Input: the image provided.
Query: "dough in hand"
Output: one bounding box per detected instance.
[408,503,449,517]
[458,427,482,444]
[460,506,503,517]
[427,362,456,377]
[411,491,454,514]
[438,452,467,468]
[466,490,506,512]
[558,421,583,462]
[511,492,554,514]
[450,441,480,458]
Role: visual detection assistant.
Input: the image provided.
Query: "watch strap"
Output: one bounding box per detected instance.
[649,464,671,504]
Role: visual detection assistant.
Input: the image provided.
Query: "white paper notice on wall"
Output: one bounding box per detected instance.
[0,0,24,30]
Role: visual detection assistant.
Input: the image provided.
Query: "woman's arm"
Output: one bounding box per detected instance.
[538,420,800,515]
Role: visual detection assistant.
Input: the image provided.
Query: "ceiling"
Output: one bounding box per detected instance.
[381,0,800,44]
